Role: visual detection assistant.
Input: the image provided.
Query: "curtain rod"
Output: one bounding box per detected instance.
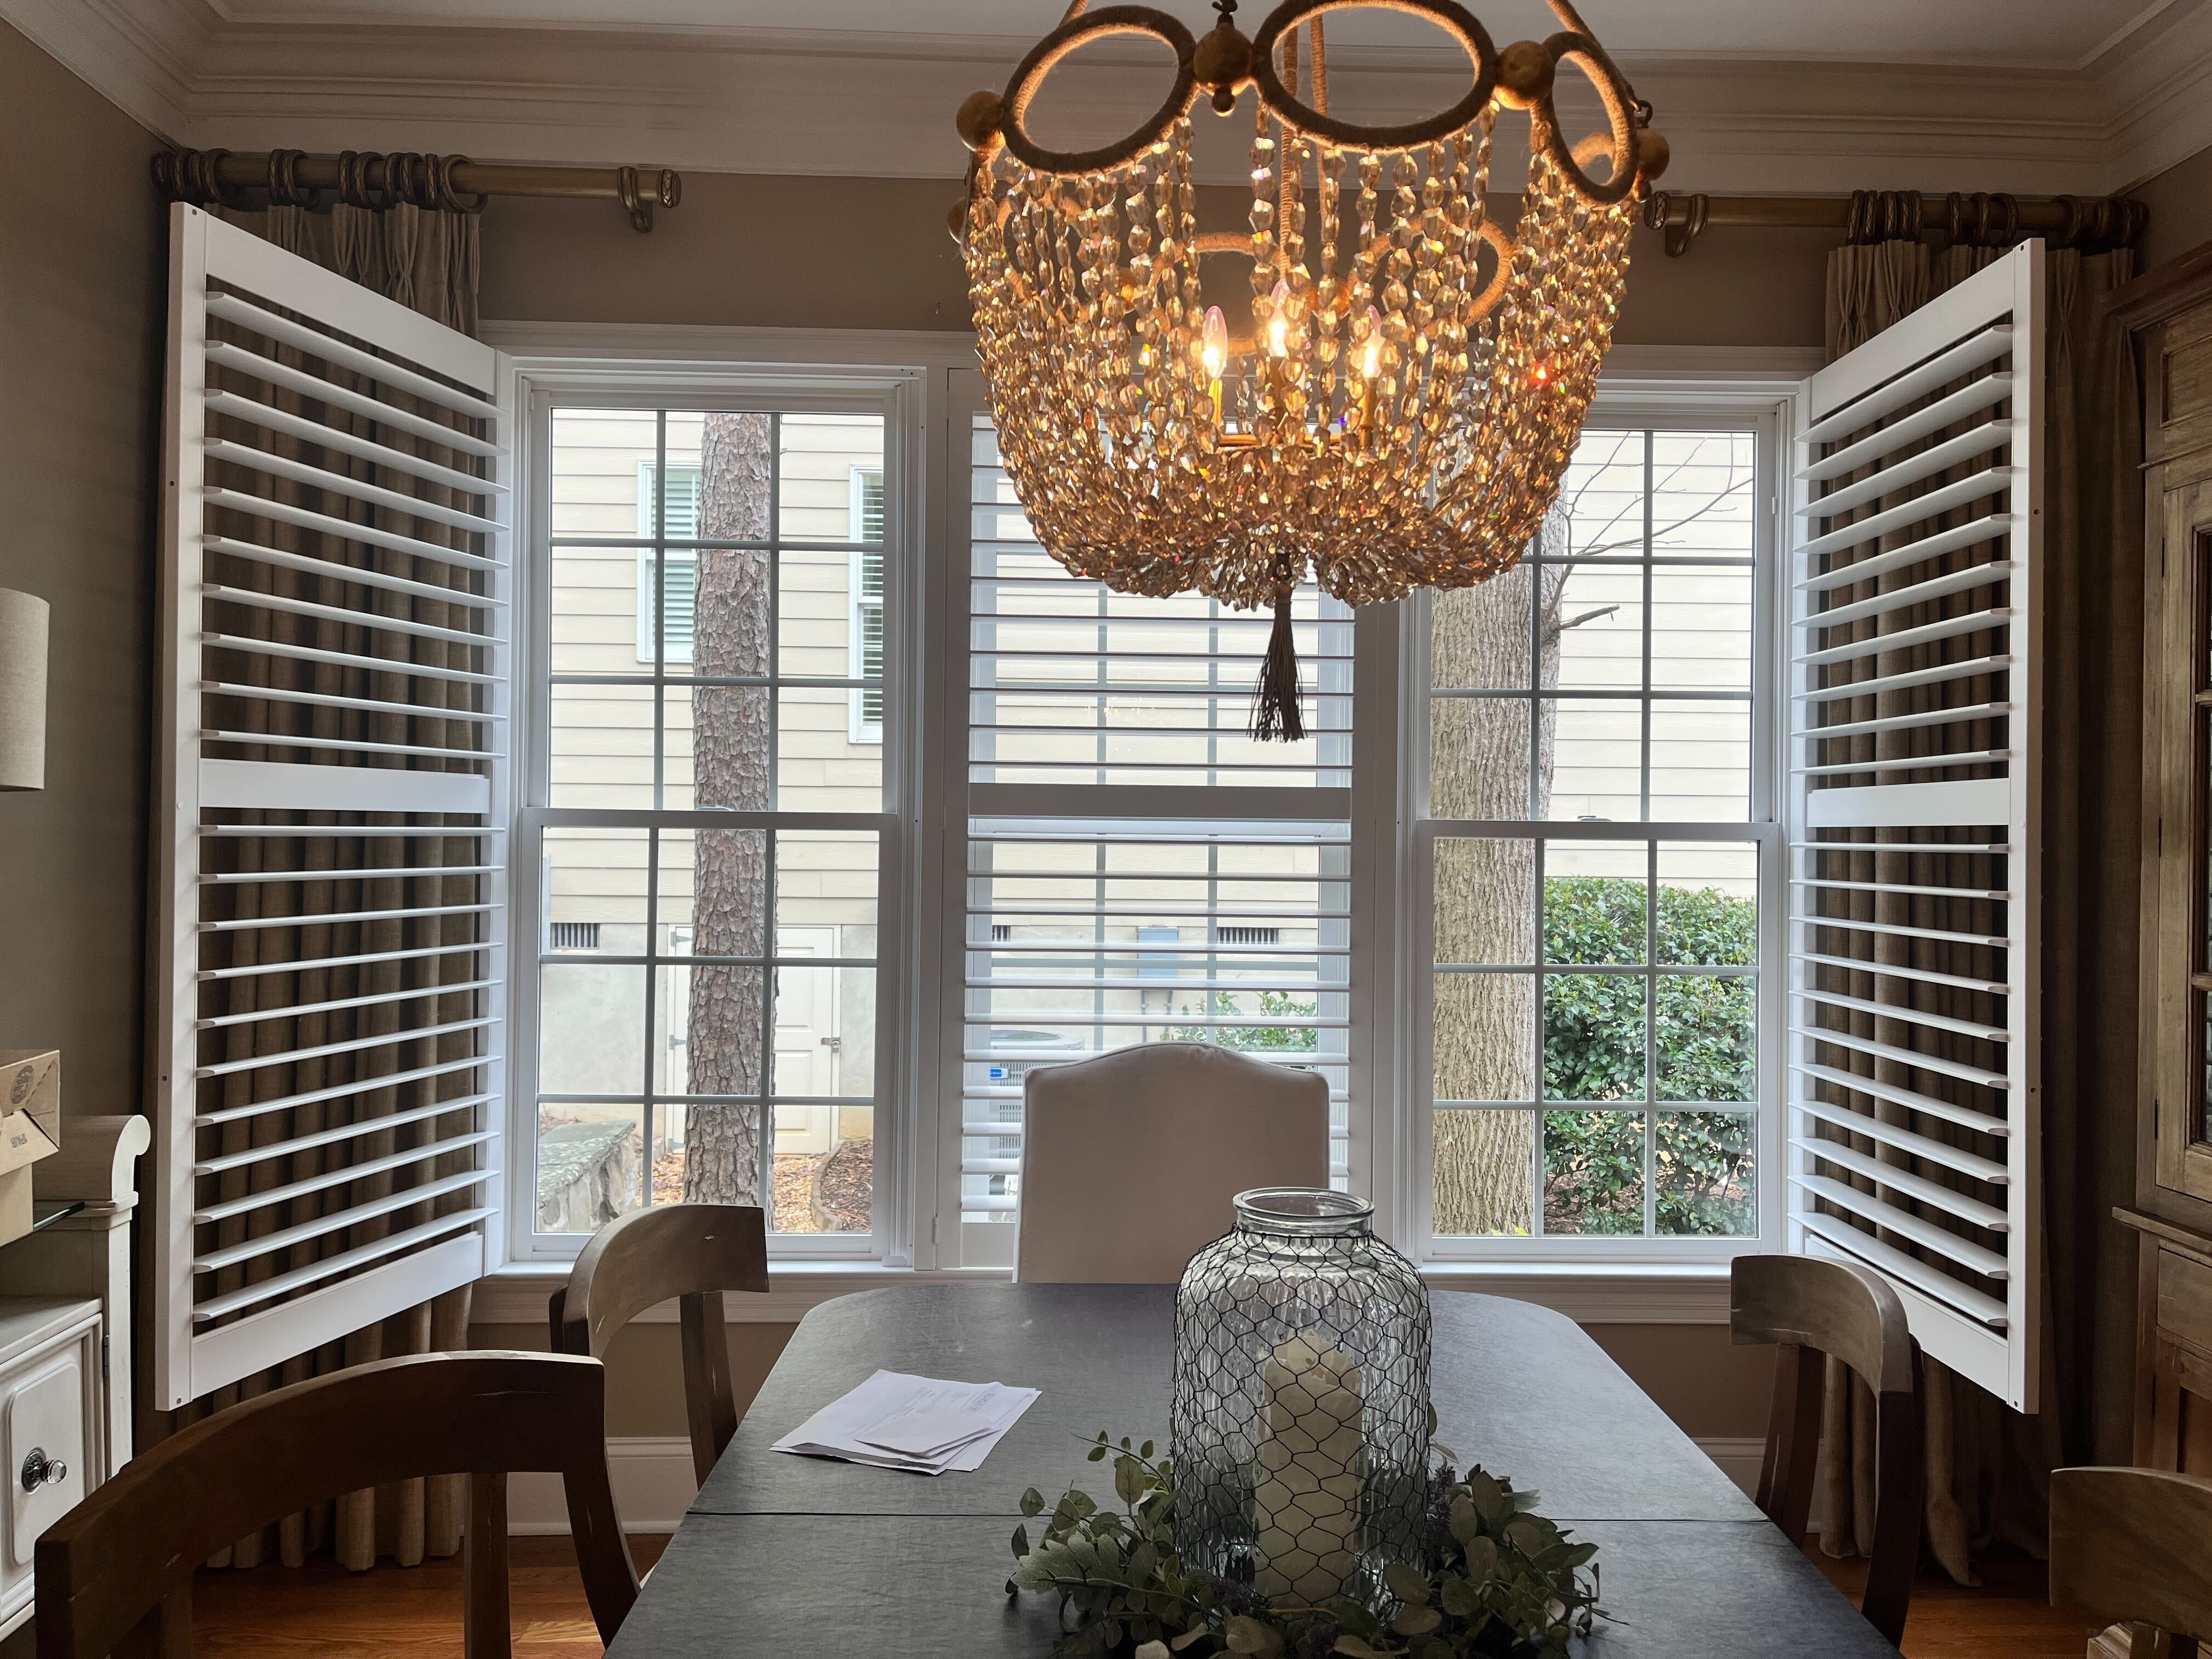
[1641,188,2145,258]
[153,148,682,233]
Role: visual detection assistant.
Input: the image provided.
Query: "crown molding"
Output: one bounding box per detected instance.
[3,0,2208,196]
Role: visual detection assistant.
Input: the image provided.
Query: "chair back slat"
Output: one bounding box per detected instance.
[2051,1466,2212,1648]
[35,1352,637,1659]
[552,1203,769,1484]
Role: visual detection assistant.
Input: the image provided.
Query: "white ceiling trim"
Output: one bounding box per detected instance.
[4,0,2208,197]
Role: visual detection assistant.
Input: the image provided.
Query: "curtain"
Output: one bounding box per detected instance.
[1813,238,2142,1584]
[173,199,487,1573]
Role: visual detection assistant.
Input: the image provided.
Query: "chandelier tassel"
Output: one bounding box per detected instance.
[1251,583,1306,744]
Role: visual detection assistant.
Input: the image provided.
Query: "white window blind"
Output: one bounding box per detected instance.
[851,466,884,740]
[1784,241,2042,1410]
[635,461,700,663]
[956,405,1353,1266]
[153,204,511,1408]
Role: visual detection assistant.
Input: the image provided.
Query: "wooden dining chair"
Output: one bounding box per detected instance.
[1014,1041,1329,1283]
[35,1351,637,1659]
[1731,1252,1924,1648]
[550,1201,770,1483]
[2051,1465,2212,1656]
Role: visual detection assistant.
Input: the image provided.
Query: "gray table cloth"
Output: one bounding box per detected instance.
[616,1283,1897,1657]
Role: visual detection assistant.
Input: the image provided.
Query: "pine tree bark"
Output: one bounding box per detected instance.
[682,414,773,1206]
[1429,508,1571,1235]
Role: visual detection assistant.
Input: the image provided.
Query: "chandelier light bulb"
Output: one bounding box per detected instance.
[1359,307,1384,380]
[1267,278,1292,359]
[1202,306,1229,380]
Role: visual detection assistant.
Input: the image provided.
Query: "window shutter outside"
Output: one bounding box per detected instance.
[153,204,512,1408]
[1784,242,2042,1410]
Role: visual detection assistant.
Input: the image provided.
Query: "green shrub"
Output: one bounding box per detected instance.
[1164,988,1319,1053]
[1541,877,1756,1237]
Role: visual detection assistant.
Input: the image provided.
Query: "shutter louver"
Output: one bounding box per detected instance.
[1784,241,2042,1410]
[154,204,512,1407]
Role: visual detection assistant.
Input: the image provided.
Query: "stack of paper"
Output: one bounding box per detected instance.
[771,1369,1041,1475]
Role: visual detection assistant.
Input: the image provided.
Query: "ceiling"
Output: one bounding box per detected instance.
[7,0,2210,196]
[199,0,2172,71]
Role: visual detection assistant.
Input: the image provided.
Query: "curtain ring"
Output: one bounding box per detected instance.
[382,151,422,211]
[428,154,489,216]
[336,150,375,210]
[617,165,654,233]
[1660,193,1706,258]
[267,148,323,211]
[168,148,243,210]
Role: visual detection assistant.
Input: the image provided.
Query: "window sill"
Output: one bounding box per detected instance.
[473,1261,1732,1328]
[471,1260,1014,1328]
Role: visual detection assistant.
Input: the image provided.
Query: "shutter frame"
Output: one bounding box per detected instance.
[1783,241,2042,1411]
[152,204,512,1409]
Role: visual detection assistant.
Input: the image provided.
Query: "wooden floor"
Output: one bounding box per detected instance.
[184,1535,2101,1658]
[191,1537,669,1657]
[1817,1549,2102,1659]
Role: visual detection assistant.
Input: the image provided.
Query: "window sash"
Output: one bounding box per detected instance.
[1404,406,1785,1262]
[515,385,912,1263]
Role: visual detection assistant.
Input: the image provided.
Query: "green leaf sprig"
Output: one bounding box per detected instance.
[1006,1432,1604,1658]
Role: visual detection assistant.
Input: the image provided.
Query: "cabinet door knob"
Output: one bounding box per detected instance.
[20,1448,66,1492]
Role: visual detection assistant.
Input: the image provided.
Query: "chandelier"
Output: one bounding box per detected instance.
[956,0,1666,738]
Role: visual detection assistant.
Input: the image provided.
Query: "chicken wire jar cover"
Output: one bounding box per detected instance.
[1171,1187,1433,1609]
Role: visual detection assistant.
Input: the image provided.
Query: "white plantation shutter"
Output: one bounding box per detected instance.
[1784,242,2041,1410]
[153,204,510,1407]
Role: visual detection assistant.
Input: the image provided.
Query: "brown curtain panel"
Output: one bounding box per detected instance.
[1813,238,2142,1583]
[170,199,488,1573]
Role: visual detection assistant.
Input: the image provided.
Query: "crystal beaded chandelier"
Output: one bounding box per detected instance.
[956,0,1667,738]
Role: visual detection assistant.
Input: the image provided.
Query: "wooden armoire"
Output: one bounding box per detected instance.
[2118,236,2212,1474]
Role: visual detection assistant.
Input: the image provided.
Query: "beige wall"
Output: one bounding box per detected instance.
[0,23,166,1113]
[481,174,1832,349]
[2137,143,2212,273]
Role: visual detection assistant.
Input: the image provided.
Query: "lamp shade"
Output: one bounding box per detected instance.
[0,589,49,792]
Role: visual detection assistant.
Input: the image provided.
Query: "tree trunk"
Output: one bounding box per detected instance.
[682,414,774,1207]
[1429,508,1571,1235]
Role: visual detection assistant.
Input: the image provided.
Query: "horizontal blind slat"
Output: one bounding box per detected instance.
[191,1207,493,1323]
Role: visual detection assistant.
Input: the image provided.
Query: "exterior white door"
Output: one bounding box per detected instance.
[774,928,839,1154]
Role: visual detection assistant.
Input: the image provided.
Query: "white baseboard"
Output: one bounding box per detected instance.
[515,1434,1771,1536]
[510,1437,697,1536]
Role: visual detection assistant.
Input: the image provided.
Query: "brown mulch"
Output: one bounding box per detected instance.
[648,1138,873,1233]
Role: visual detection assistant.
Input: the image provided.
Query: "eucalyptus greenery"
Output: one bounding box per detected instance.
[1007,1432,1603,1659]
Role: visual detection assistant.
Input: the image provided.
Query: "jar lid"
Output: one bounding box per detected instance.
[1233,1187,1374,1237]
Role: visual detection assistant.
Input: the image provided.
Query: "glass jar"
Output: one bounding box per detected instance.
[1170,1187,1432,1610]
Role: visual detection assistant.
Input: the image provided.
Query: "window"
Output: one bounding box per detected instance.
[951,390,1357,1267]
[1413,419,1780,1257]
[636,460,701,662]
[850,465,884,742]
[527,397,899,1256]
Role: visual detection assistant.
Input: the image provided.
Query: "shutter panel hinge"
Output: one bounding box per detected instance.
[930,1215,940,1246]
[101,1333,110,1380]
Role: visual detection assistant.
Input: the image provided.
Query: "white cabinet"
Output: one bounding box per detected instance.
[0,1302,101,1637]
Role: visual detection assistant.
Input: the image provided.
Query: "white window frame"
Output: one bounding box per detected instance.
[634,458,700,664]
[850,464,885,744]
[479,328,1815,1305]
[500,342,938,1268]
[1389,388,1797,1267]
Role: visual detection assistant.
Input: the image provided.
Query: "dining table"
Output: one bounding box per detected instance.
[604,1283,1899,1657]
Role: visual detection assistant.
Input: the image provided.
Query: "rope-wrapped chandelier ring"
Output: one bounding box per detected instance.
[998,7,1202,174]
[1539,33,1639,204]
[957,0,1668,739]
[1246,0,1497,152]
